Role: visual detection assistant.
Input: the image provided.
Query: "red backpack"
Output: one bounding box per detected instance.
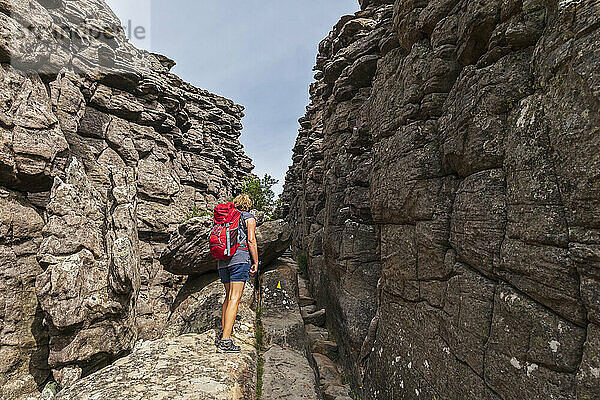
[209,202,247,260]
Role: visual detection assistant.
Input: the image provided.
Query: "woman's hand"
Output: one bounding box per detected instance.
[247,217,259,277]
[250,262,258,277]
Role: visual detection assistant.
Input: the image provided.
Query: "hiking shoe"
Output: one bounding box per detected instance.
[217,338,241,353]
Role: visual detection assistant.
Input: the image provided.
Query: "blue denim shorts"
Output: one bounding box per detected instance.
[219,263,251,284]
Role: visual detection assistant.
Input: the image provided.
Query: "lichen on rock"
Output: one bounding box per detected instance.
[281,0,600,399]
[0,0,253,396]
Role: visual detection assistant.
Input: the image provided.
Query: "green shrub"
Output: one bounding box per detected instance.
[239,174,279,219]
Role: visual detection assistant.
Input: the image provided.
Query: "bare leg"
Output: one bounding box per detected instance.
[221,283,231,332]
[222,281,245,339]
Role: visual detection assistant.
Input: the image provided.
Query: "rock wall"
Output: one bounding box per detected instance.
[0,0,252,397]
[281,0,600,399]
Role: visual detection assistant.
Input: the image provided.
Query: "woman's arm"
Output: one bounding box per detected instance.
[246,217,259,276]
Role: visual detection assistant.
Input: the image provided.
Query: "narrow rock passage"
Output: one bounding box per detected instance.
[47,252,349,400]
[258,256,319,400]
[257,253,354,400]
[298,277,353,400]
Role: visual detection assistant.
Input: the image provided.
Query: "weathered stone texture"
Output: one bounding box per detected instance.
[51,272,258,400]
[281,4,393,389]
[35,158,140,386]
[282,0,600,398]
[0,0,252,395]
[259,257,320,400]
[53,331,257,400]
[0,189,49,399]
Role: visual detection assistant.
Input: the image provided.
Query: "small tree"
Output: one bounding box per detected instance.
[239,174,279,218]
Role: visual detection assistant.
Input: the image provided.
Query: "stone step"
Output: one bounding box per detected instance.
[311,339,338,362]
[299,295,316,307]
[313,353,342,386]
[260,259,306,352]
[305,324,329,344]
[262,345,319,400]
[301,304,318,314]
[323,383,351,400]
[302,308,326,327]
[259,258,320,400]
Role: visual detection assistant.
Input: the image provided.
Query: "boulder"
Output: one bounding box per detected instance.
[53,332,257,400]
[160,218,292,275]
[164,272,256,338]
[159,216,216,276]
[257,219,292,266]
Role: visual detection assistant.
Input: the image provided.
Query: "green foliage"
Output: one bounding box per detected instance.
[182,206,212,222]
[239,174,279,218]
[297,252,308,278]
[42,382,59,396]
[254,305,264,351]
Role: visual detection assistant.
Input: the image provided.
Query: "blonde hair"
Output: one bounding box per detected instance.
[233,194,253,212]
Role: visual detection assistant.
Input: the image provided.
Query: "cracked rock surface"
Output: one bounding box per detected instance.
[53,273,257,400]
[281,0,600,399]
[0,0,252,396]
[259,257,319,400]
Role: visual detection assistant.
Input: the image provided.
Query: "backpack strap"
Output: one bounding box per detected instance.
[239,213,248,235]
[236,211,252,251]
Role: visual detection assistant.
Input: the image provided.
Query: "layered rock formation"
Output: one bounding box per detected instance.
[53,274,258,400]
[282,0,600,399]
[0,0,252,397]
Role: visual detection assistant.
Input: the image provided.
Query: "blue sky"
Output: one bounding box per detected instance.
[106,0,360,195]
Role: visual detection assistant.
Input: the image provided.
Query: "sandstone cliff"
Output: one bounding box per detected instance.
[0,0,253,397]
[281,0,600,399]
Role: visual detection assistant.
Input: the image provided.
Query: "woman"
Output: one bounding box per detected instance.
[217,194,259,352]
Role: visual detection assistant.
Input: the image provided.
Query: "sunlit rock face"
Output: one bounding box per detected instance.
[53,275,258,400]
[281,0,600,398]
[0,0,253,396]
